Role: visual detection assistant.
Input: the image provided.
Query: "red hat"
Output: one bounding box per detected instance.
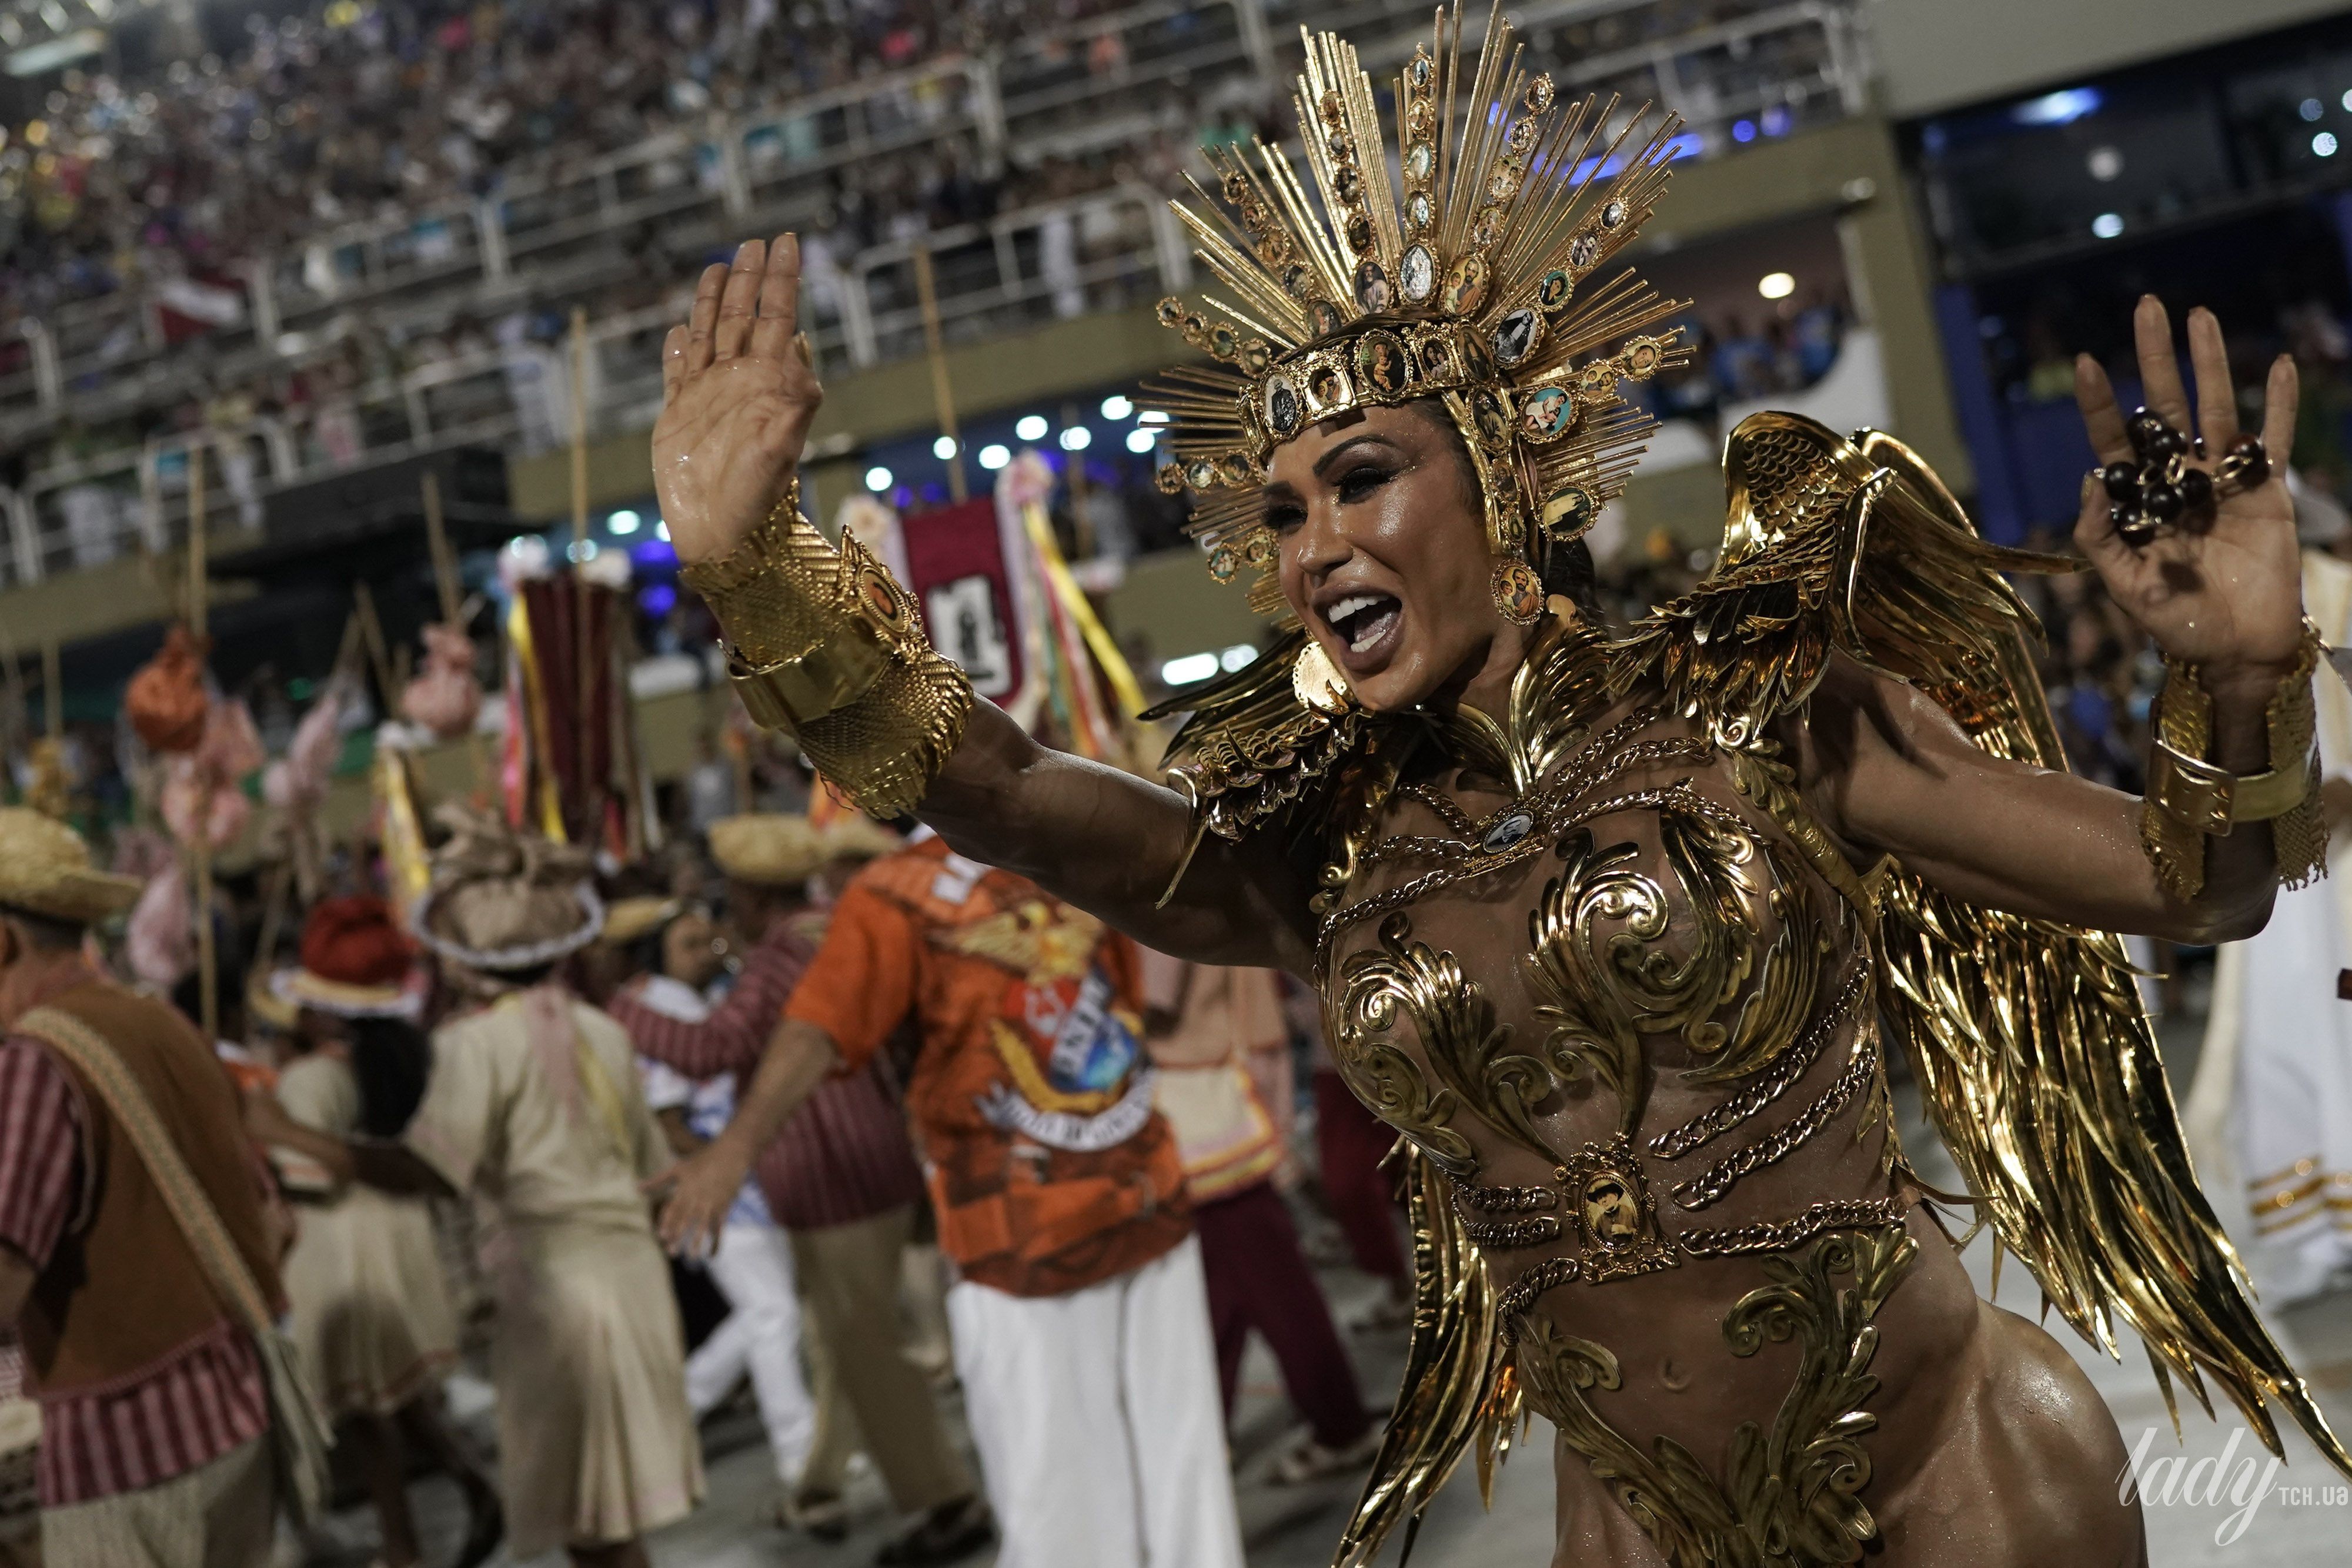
[276,896,418,1018]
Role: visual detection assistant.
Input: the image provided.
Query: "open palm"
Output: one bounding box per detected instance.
[2070,297,2303,673]
[653,235,821,566]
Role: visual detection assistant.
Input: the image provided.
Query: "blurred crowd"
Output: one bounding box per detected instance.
[0,0,1244,330]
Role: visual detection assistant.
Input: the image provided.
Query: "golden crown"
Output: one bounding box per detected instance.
[1146,2,1693,615]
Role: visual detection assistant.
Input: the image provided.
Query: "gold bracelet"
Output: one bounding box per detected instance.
[681,479,973,818]
[2139,620,2324,898]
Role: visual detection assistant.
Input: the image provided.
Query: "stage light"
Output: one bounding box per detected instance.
[1758,272,1795,301]
[2317,131,2341,158]
[1100,395,1133,419]
[1060,427,1091,452]
[1160,653,1218,686]
[978,444,1011,470]
[2092,212,2125,239]
[656,520,670,541]
[2087,146,2123,181]
[1015,414,1048,441]
[933,436,957,460]
[865,466,893,492]
[607,509,640,535]
[1125,427,1158,454]
[1220,644,1257,672]
[2303,98,2326,123]
[2342,89,2352,113]
[2012,88,2100,127]
[567,540,599,563]
[1731,119,1755,143]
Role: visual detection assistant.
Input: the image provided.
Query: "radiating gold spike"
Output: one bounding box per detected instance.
[1185,164,1264,262]
[1255,138,1352,317]
[1492,93,1598,298]
[1501,96,1623,296]
[1435,4,1461,259]
[1341,41,1403,284]
[1177,166,1315,340]
[1200,292,1296,353]
[1439,5,1512,261]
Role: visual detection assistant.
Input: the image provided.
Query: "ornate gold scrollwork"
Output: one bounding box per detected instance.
[1527,804,1826,1139]
[1339,913,1563,1173]
[1514,1223,1919,1568]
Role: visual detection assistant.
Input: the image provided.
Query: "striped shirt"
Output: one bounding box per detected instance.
[606,920,925,1231]
[0,1038,270,1506]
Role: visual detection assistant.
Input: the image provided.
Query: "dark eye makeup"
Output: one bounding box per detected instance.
[1335,462,1397,503]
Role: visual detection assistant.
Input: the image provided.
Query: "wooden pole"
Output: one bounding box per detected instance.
[254,861,290,994]
[0,615,24,763]
[422,471,462,626]
[353,583,396,712]
[570,307,592,543]
[188,449,218,1043]
[1062,399,1094,558]
[569,307,596,845]
[911,246,967,503]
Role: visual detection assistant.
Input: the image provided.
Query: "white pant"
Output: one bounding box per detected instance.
[684,1222,817,1482]
[948,1235,1242,1568]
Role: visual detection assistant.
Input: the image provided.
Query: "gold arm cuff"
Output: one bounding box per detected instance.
[2145,743,2314,833]
[681,479,974,818]
[2139,620,2325,898]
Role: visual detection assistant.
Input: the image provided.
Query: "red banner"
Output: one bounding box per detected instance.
[898,497,1024,702]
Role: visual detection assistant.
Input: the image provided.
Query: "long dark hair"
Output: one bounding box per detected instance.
[348,1015,433,1138]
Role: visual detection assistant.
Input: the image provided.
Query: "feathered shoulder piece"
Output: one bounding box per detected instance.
[1613,410,2072,746]
[1145,631,1374,844]
[1625,411,2351,1481]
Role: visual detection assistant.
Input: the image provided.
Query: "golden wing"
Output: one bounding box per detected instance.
[1627,411,2351,1477]
[1331,1148,1524,1567]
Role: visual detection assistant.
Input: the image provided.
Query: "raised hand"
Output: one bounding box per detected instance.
[2072,297,2304,684]
[653,235,821,566]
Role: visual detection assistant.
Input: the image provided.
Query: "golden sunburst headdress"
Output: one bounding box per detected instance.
[1146,2,1693,621]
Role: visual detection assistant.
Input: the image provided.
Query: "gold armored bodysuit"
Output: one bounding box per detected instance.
[676,5,2351,1557]
[1157,417,2352,1566]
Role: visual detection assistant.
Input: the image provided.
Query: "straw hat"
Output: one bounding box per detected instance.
[708,814,829,888]
[0,807,141,927]
[822,816,904,865]
[600,895,682,948]
[412,804,604,972]
[273,895,419,1019]
[248,972,299,1033]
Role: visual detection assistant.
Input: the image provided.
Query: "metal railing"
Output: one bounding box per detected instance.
[0,179,1206,587]
[12,0,1869,444]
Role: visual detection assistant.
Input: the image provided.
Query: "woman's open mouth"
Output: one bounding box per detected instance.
[1322,591,1404,673]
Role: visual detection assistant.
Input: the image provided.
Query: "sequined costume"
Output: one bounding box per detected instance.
[1157,413,2348,1564]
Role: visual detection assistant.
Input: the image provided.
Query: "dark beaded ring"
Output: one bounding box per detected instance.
[2090,406,2267,549]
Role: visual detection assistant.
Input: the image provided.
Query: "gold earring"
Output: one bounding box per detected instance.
[1490,559,1544,627]
[1292,639,1354,713]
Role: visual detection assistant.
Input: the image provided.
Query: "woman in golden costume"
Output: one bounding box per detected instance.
[643,8,2351,1563]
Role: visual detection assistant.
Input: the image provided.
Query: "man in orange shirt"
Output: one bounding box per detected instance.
[654,832,1243,1568]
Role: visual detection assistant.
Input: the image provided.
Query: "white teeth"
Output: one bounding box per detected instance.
[1324,591,1398,655]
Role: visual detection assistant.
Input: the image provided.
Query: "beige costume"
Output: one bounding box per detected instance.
[277,1051,460,1417]
[405,987,702,1557]
[2186,548,2352,1301]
